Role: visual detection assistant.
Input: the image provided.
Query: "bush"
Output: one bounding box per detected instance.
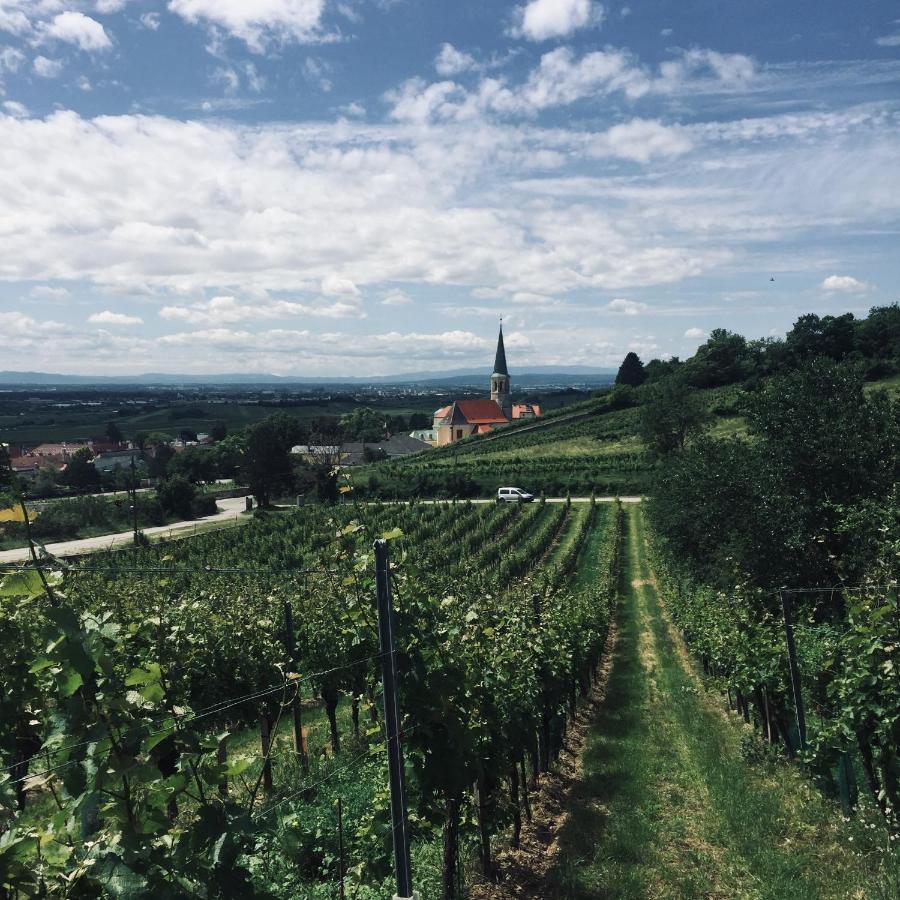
[193,495,218,517]
[156,476,197,520]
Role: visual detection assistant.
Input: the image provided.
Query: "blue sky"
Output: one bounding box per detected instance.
[0,0,898,376]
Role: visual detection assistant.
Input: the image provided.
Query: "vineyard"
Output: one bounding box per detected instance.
[0,497,621,897]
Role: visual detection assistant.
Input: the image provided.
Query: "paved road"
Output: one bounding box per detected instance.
[0,495,251,564]
[398,497,643,505]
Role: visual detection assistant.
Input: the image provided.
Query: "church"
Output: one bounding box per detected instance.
[431,326,541,446]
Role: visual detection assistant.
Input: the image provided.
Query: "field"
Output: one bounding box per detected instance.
[0,496,621,897]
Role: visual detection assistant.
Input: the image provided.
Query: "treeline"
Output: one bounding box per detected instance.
[617,303,900,390]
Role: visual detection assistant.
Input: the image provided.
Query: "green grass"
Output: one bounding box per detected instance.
[553,505,893,899]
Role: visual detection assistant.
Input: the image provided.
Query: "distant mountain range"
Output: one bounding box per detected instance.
[0,367,617,387]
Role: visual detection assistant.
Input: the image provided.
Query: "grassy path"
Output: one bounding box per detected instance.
[553,505,881,899]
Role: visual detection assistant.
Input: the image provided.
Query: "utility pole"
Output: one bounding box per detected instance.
[374,539,416,900]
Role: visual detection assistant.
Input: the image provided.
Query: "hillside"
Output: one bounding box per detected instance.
[355,385,742,498]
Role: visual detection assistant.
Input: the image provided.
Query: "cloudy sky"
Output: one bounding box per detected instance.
[0,0,898,376]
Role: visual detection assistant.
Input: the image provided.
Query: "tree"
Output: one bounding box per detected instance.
[362,446,389,463]
[169,446,216,484]
[786,312,855,362]
[340,407,386,442]
[212,433,245,480]
[60,447,100,492]
[243,413,304,508]
[148,444,175,480]
[105,421,124,444]
[0,444,12,490]
[211,421,228,442]
[685,328,752,387]
[639,377,710,457]
[644,356,681,383]
[156,475,197,520]
[615,352,647,387]
[650,359,899,591]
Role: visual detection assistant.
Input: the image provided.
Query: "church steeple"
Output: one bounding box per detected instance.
[493,325,508,376]
[490,324,512,419]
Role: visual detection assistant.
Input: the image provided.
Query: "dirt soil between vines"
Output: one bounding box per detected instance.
[469,613,620,900]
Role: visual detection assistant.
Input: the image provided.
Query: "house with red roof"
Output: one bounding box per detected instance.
[432,327,541,446]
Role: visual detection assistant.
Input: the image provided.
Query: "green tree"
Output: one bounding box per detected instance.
[211,420,228,442]
[105,420,124,444]
[685,328,752,387]
[615,352,647,387]
[243,413,304,507]
[60,446,100,492]
[148,444,175,480]
[340,407,385,442]
[0,443,12,490]
[156,474,197,520]
[639,377,710,457]
[169,446,216,484]
[786,312,856,362]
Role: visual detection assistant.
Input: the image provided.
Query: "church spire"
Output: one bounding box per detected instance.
[490,323,512,419]
[493,324,509,376]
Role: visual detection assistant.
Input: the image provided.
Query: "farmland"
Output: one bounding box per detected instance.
[0,497,621,897]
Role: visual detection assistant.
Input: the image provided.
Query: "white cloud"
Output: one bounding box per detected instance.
[606,298,647,315]
[303,55,332,92]
[321,275,360,296]
[95,0,130,13]
[592,119,692,162]
[875,33,900,47]
[167,0,330,52]
[43,12,112,51]
[0,100,896,349]
[511,0,602,42]
[2,99,28,117]
[29,285,71,300]
[88,310,144,325]
[140,12,161,30]
[159,294,365,324]
[684,326,706,338]
[33,55,63,77]
[435,42,476,76]
[0,46,25,72]
[381,289,412,306]
[819,274,872,294]
[388,45,758,122]
[338,100,365,117]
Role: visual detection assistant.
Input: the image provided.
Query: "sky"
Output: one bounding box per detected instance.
[0,0,898,377]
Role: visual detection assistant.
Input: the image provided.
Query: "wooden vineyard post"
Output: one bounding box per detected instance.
[337,796,346,900]
[780,591,807,752]
[374,539,416,900]
[532,592,551,773]
[260,714,274,793]
[217,736,228,799]
[283,600,309,775]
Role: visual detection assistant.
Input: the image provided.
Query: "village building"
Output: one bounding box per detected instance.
[432,326,541,446]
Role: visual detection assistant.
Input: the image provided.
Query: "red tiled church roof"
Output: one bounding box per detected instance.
[452,399,508,424]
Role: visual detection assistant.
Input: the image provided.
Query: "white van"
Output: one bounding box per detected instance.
[497,486,535,503]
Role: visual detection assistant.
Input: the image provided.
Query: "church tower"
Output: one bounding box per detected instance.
[491,325,512,419]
